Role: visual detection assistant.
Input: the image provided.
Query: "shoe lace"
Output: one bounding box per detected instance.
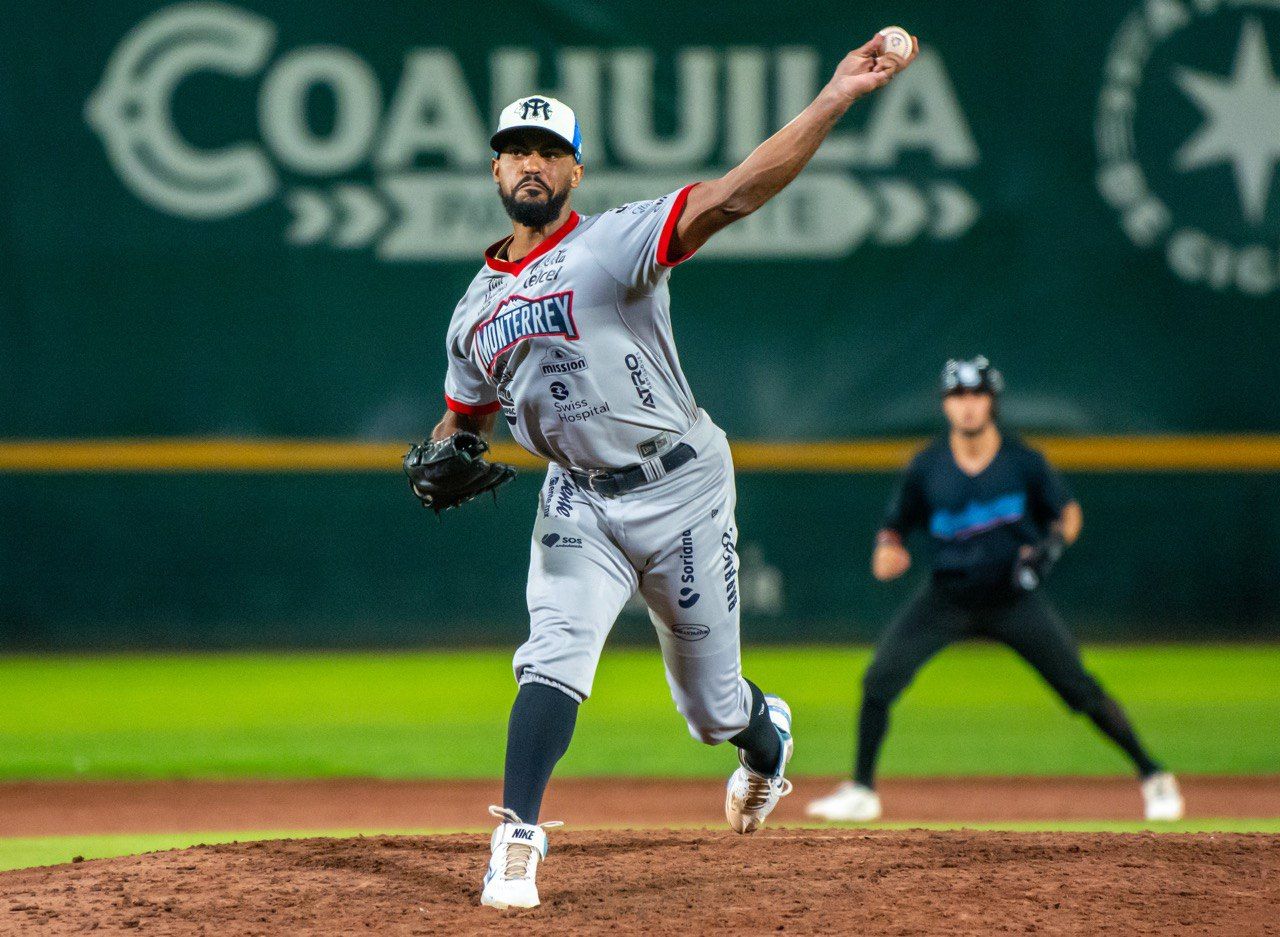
[500,842,535,880]
[487,805,564,881]
[741,773,793,811]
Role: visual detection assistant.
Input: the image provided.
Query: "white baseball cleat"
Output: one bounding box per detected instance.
[1141,772,1185,822]
[805,781,883,822]
[480,806,563,910]
[725,694,794,834]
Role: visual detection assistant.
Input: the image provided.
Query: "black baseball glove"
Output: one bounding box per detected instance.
[1012,531,1066,591]
[403,431,516,514]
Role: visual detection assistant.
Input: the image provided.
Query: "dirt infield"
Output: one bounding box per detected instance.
[3,828,1278,935]
[4,775,1279,835]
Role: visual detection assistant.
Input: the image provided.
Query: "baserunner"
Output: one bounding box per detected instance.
[805,357,1184,824]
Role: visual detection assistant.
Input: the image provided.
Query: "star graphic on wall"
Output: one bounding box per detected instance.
[1174,17,1280,224]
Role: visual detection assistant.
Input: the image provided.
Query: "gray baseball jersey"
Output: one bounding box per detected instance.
[442,186,700,471]
[440,183,753,744]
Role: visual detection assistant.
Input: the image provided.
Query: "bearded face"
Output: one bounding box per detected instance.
[498,173,571,228]
[491,130,582,229]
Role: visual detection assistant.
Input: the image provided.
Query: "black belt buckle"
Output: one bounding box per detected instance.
[581,468,615,497]
[573,442,695,498]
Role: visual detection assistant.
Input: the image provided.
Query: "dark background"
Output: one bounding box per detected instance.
[2,1,1277,646]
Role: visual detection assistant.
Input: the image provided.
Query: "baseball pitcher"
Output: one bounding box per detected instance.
[405,32,917,910]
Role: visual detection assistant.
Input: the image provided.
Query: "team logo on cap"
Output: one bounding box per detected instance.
[520,97,552,120]
[942,356,1003,394]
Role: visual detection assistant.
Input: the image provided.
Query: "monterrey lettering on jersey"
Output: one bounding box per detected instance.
[473,290,577,374]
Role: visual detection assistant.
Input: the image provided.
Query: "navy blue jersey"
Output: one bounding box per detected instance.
[883,435,1073,595]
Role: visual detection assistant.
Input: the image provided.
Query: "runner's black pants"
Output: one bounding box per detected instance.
[855,580,1160,786]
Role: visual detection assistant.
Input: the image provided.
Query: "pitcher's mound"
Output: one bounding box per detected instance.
[3,829,1277,935]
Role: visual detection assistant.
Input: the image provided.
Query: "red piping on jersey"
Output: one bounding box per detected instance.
[484,212,580,275]
[656,183,699,268]
[444,394,501,416]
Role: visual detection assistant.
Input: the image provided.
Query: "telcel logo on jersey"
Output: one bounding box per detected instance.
[473,291,577,374]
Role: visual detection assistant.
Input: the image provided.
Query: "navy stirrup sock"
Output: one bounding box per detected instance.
[502,681,579,823]
[729,679,783,776]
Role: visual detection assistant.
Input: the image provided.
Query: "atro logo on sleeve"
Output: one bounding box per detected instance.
[472,291,578,374]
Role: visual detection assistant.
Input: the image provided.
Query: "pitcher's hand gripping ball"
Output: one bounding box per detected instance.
[877,26,917,61]
[403,432,516,514]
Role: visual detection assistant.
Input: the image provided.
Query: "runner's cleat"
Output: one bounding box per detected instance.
[1141,772,1185,822]
[805,781,882,822]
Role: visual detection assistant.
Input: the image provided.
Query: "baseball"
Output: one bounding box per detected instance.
[878,25,915,60]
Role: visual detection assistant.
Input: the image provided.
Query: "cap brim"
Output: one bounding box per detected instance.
[490,125,579,157]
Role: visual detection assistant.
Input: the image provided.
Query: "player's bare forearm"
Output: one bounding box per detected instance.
[673,32,917,256]
[432,409,496,442]
[872,530,912,581]
[1056,501,1083,545]
[679,94,851,236]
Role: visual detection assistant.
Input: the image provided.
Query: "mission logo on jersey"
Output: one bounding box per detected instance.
[541,346,588,375]
[473,290,578,374]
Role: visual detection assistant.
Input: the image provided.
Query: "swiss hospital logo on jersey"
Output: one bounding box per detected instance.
[473,290,578,374]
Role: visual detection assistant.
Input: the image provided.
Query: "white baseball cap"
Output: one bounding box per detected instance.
[491,95,583,162]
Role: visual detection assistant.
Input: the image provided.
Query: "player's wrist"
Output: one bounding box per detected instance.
[817,80,860,113]
[1043,530,1067,561]
[875,529,902,547]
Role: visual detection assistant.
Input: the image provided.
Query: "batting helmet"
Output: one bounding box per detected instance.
[941,356,1004,395]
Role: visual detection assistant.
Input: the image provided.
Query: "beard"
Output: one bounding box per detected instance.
[499,180,570,228]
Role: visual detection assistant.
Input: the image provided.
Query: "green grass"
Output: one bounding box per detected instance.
[0,831,403,875]
[5,817,1280,874]
[0,644,1276,779]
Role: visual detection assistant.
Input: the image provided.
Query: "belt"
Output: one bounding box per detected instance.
[569,443,697,498]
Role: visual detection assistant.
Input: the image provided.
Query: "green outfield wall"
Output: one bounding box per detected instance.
[2,1,1278,646]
